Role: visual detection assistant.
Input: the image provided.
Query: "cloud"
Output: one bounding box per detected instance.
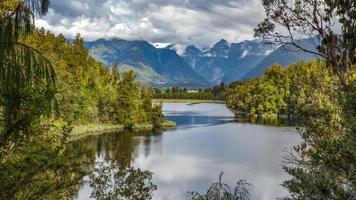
[36,0,265,47]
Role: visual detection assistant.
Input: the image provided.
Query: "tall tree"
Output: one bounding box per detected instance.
[0,2,92,200]
[254,0,355,87]
[115,70,142,128]
[0,0,56,147]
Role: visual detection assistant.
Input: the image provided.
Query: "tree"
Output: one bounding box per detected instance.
[89,161,157,200]
[188,172,250,200]
[0,123,92,200]
[0,0,56,148]
[255,0,355,87]
[255,0,356,199]
[0,2,94,199]
[115,70,143,128]
[112,64,120,84]
[151,103,164,128]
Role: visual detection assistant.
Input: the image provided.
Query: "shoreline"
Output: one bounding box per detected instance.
[69,120,176,141]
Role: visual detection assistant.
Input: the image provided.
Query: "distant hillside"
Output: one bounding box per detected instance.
[243,39,319,80]
[85,39,211,87]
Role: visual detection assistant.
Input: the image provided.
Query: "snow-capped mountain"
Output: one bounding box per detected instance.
[85,37,318,87]
[85,39,211,87]
[181,39,276,84]
[152,42,171,49]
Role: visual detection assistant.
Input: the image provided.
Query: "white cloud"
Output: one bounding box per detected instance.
[36,0,266,47]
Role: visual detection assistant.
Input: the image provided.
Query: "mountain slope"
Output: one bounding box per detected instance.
[181,39,273,84]
[243,39,319,80]
[85,39,211,87]
[85,38,319,87]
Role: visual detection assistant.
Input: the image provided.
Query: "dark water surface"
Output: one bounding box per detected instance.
[74,103,299,200]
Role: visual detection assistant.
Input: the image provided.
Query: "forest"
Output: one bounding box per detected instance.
[226,60,331,118]
[152,83,227,100]
[28,30,166,129]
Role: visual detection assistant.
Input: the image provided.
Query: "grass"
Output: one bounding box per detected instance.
[69,120,176,140]
[70,124,125,137]
[153,99,225,103]
[161,120,177,127]
[132,123,153,130]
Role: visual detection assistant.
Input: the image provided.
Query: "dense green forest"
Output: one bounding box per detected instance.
[28,30,165,128]
[153,83,227,100]
[226,60,331,118]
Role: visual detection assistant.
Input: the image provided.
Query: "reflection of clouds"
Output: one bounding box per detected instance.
[214,162,289,200]
[132,150,290,200]
[133,154,214,200]
[128,118,299,200]
[134,154,211,182]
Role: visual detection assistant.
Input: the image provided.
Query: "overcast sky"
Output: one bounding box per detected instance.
[36,0,265,47]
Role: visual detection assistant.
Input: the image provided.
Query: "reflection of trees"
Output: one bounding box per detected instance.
[0,128,94,200]
[234,115,296,126]
[78,129,163,169]
[89,161,157,200]
[188,172,250,200]
[74,129,163,199]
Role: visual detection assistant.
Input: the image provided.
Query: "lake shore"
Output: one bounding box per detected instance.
[153,99,225,103]
[69,120,176,140]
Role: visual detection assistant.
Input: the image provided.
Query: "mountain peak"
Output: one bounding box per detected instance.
[216,39,229,45]
[185,45,202,56]
[204,39,231,58]
[212,39,230,49]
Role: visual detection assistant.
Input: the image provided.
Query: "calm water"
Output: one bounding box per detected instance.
[74,103,299,200]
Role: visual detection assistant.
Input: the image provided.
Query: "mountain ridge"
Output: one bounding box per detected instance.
[85,39,211,87]
[85,38,319,87]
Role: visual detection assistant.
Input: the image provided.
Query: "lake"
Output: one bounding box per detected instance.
[74,103,299,200]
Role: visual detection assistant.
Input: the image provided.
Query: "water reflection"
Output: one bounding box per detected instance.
[89,161,157,200]
[188,171,250,200]
[234,115,297,127]
[164,103,234,129]
[74,103,299,200]
[73,130,163,200]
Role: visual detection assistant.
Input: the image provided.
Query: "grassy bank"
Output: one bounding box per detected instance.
[153,99,225,103]
[69,120,176,140]
[161,120,177,127]
[70,124,125,137]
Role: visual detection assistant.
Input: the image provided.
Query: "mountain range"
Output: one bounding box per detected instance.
[85,38,319,87]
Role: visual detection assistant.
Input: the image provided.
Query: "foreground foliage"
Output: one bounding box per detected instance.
[188,172,250,200]
[0,121,93,200]
[0,1,94,199]
[253,0,356,199]
[0,1,165,199]
[89,161,157,200]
